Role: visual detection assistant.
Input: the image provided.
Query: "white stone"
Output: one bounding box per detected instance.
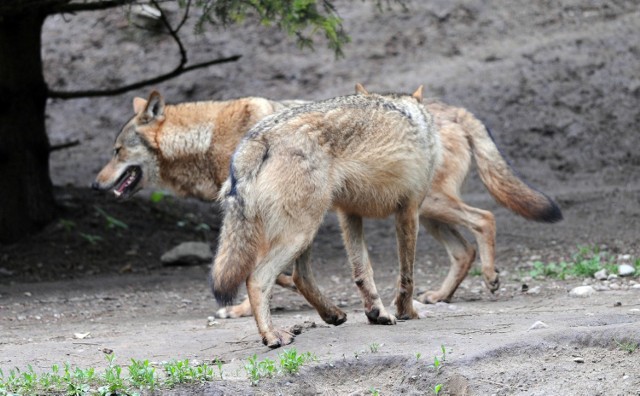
[528,321,549,331]
[527,286,541,295]
[632,284,640,289]
[593,269,608,281]
[161,241,213,265]
[618,264,636,277]
[569,285,596,297]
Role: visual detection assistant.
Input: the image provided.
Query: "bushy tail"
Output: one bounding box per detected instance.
[461,109,563,223]
[210,193,263,306]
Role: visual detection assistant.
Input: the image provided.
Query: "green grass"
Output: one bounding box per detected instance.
[468,267,482,277]
[368,342,381,353]
[614,339,638,354]
[278,348,316,374]
[0,354,223,395]
[244,354,276,386]
[94,206,129,230]
[527,245,633,279]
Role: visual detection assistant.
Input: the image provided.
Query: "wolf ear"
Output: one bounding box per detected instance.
[355,83,369,95]
[138,90,165,124]
[133,97,147,114]
[411,85,424,103]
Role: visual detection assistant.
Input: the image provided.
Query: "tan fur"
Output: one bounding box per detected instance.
[211,92,440,347]
[94,89,562,327]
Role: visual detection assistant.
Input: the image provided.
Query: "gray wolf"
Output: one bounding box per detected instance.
[92,88,562,331]
[210,88,440,347]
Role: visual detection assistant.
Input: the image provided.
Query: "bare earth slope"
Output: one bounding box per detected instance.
[1,1,640,394]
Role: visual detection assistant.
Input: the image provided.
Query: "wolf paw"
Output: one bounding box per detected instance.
[321,309,348,326]
[483,270,500,293]
[262,329,295,349]
[365,308,397,325]
[396,307,420,320]
[416,290,451,305]
[215,306,247,319]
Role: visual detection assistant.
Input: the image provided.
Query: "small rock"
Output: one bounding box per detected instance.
[161,242,213,265]
[618,264,636,277]
[569,285,596,297]
[593,284,610,291]
[614,302,622,307]
[609,283,620,290]
[593,269,608,281]
[573,357,584,363]
[207,316,219,327]
[528,321,549,331]
[527,286,541,295]
[632,284,640,289]
[608,274,618,280]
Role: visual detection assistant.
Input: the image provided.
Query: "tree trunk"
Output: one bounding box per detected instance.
[0,11,55,243]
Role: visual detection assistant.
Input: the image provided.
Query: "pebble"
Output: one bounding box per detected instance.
[609,283,620,290]
[608,274,618,280]
[618,264,636,277]
[527,286,541,295]
[632,284,640,290]
[528,321,549,331]
[593,269,608,281]
[573,357,585,363]
[569,285,596,297]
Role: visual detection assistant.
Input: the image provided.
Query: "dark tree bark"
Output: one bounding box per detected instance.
[0,11,55,242]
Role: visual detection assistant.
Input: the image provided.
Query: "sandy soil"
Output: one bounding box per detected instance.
[1,0,640,394]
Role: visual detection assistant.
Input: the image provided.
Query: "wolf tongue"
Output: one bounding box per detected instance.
[115,173,133,194]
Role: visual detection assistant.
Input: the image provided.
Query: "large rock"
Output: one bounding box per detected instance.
[161,242,213,266]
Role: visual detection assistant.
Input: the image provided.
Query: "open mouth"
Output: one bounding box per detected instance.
[113,166,142,199]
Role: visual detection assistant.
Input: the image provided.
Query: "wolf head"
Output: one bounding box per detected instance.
[92,91,165,200]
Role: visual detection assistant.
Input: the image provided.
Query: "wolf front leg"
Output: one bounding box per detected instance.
[394,203,421,319]
[338,212,396,325]
[292,246,347,325]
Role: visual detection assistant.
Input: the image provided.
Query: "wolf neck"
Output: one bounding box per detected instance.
[156,101,259,201]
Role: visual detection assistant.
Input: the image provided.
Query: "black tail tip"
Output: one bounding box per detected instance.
[538,199,563,223]
[209,273,236,306]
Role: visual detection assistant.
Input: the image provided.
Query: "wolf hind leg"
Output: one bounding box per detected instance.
[293,246,347,326]
[421,193,500,293]
[417,219,476,304]
[216,272,297,319]
[339,212,396,325]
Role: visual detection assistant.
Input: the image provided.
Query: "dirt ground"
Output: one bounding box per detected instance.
[2,0,640,394]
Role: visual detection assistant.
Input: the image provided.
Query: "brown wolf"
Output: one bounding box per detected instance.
[93,89,561,322]
[211,88,440,347]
